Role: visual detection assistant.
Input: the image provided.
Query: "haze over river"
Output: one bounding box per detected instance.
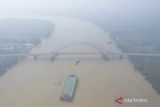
[0,15,160,107]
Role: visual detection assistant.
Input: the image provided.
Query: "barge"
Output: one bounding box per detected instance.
[60,74,78,102]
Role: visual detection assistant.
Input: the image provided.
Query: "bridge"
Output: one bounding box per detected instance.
[1,41,160,60]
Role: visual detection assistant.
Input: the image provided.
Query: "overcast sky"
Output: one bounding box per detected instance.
[0,0,159,15]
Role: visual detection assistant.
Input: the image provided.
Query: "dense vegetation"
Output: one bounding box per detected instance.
[110,29,160,94]
[0,56,19,75]
[0,19,55,76]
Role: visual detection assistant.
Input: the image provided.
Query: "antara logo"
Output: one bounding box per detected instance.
[115,97,149,105]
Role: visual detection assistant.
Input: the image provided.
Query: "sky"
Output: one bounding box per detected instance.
[0,0,159,15]
[0,0,159,29]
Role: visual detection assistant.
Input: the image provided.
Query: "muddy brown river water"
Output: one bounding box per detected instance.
[0,15,160,107]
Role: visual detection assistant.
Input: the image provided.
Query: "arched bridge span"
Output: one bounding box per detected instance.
[49,41,109,61]
[53,41,106,54]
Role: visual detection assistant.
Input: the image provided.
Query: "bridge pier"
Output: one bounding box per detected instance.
[34,55,37,60]
[119,55,124,59]
[102,54,109,60]
[50,53,58,62]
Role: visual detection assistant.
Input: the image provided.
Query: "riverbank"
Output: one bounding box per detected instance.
[0,19,55,76]
[0,15,160,107]
[110,30,160,94]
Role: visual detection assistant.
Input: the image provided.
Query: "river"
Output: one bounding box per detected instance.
[0,15,160,107]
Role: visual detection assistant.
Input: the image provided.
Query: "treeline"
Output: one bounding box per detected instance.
[129,56,160,94]
[0,19,55,76]
[110,30,160,94]
[0,56,19,75]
